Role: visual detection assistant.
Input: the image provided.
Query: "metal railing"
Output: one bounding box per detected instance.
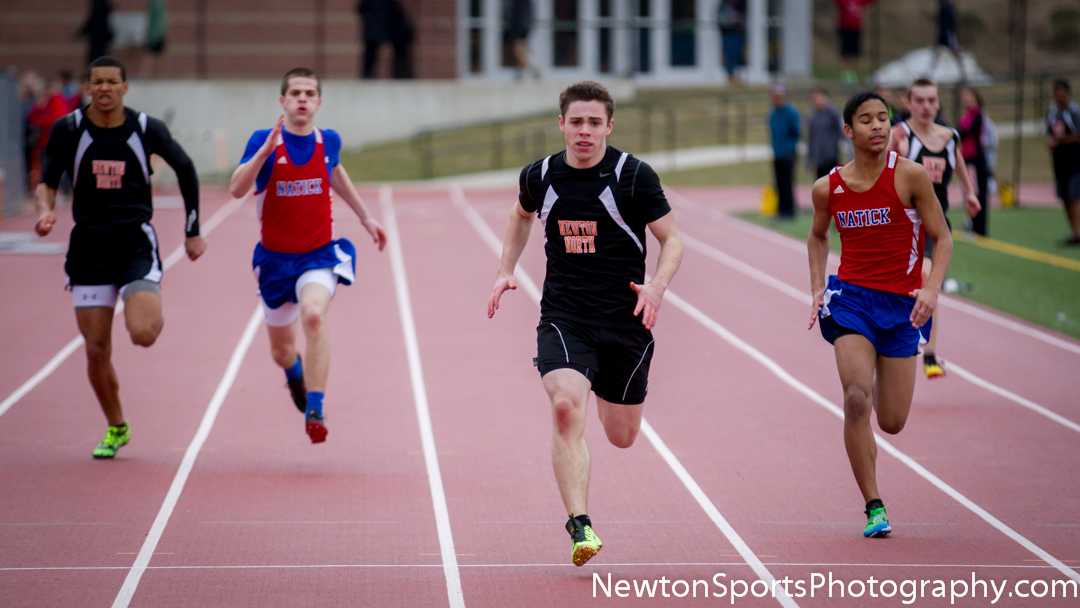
[403,73,1080,187]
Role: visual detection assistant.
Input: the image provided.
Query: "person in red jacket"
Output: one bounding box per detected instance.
[26,78,69,191]
[836,0,875,85]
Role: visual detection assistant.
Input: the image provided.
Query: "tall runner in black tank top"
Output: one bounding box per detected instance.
[889,78,981,379]
[33,57,206,459]
[488,82,683,567]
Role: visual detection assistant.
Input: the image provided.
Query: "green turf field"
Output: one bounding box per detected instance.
[737,207,1080,339]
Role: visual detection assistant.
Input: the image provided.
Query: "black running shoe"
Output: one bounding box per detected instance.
[306,409,327,444]
[287,356,306,413]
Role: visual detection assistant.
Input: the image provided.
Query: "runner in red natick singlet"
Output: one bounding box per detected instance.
[808,91,953,538]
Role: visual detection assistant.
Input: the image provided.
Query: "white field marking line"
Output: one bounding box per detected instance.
[5,562,1077,572]
[678,230,1080,435]
[661,288,1080,586]
[0,197,247,419]
[448,185,800,608]
[110,304,263,608]
[665,187,1080,356]
[381,185,466,608]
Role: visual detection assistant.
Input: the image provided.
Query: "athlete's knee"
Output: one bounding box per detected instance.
[85,339,112,365]
[551,395,584,436]
[129,321,162,347]
[301,304,325,333]
[271,343,296,368]
[843,385,873,419]
[605,426,638,449]
[877,413,907,435]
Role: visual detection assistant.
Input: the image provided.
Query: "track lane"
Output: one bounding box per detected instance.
[125,192,453,607]
[461,186,1079,606]
[393,187,788,606]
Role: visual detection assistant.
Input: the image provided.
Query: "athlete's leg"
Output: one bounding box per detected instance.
[834,333,881,503]
[123,290,164,347]
[267,319,300,369]
[873,355,917,435]
[298,282,332,393]
[544,368,594,517]
[920,258,939,355]
[596,398,644,449]
[76,307,124,426]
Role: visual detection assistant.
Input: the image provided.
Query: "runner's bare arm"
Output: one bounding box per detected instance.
[807,176,832,330]
[330,164,387,251]
[632,211,682,330]
[887,124,908,157]
[952,143,982,218]
[33,183,58,237]
[903,161,952,328]
[488,202,535,318]
[229,116,283,199]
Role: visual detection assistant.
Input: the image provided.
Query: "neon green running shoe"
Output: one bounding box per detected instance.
[863,506,892,538]
[566,515,602,566]
[92,422,130,459]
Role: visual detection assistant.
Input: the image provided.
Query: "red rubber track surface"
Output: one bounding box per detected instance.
[0,185,1077,607]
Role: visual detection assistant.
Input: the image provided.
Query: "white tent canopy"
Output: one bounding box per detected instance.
[874,47,993,87]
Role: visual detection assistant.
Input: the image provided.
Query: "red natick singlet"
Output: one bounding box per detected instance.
[828,151,924,295]
[255,128,333,254]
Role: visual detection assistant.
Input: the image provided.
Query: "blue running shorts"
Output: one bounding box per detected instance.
[252,239,356,310]
[818,275,931,358]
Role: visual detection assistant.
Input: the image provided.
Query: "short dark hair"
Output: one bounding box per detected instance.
[908,78,938,98]
[1053,79,1071,93]
[281,67,322,96]
[813,87,829,96]
[86,56,127,82]
[559,81,615,120]
[843,91,889,126]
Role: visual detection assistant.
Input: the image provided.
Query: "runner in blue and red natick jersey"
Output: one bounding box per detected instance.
[230,67,387,444]
[809,91,954,538]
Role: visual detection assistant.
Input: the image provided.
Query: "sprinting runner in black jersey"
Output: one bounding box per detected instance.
[888,78,980,380]
[488,81,683,567]
[33,56,205,459]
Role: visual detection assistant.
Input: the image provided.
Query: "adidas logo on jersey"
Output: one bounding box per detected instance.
[277,156,288,164]
[834,185,844,194]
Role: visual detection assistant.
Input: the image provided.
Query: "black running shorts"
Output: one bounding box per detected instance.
[536,317,655,405]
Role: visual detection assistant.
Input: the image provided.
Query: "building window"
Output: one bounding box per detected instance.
[553,0,579,67]
[637,0,651,73]
[598,0,612,73]
[468,0,483,74]
[670,0,696,67]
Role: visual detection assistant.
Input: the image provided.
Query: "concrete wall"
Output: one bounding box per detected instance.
[124,79,637,177]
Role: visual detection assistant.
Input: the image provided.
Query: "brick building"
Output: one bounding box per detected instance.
[2,0,811,83]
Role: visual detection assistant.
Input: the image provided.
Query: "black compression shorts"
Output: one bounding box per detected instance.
[535,317,655,405]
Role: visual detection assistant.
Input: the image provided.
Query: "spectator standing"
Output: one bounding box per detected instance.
[717,0,746,83]
[958,87,989,235]
[806,88,845,179]
[140,0,168,79]
[835,0,874,85]
[769,84,801,219]
[505,0,540,80]
[1047,79,1080,244]
[26,79,68,192]
[358,0,391,79]
[928,0,966,82]
[78,0,113,66]
[19,72,43,195]
[389,0,415,79]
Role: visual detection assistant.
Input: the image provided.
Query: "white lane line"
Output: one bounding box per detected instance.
[0,197,247,419]
[666,188,1080,356]
[6,562,1076,571]
[449,185,800,608]
[381,185,466,608]
[111,304,263,608]
[679,228,1080,435]
[661,289,1080,586]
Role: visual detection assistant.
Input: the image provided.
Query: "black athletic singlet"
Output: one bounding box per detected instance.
[900,121,959,214]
